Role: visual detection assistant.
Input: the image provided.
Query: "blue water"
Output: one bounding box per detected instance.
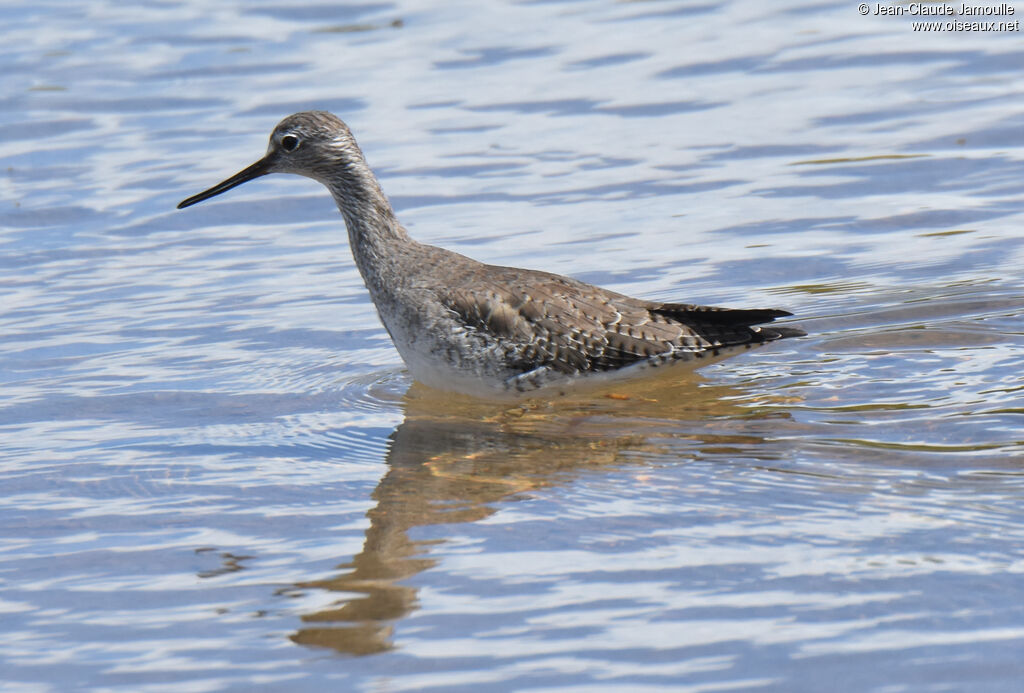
[2,1,1024,691]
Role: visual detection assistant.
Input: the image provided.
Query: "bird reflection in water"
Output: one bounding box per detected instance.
[287,372,796,655]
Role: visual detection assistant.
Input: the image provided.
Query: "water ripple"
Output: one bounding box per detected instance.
[2,0,1024,691]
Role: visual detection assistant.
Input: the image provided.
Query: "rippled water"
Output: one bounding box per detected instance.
[3,0,1024,690]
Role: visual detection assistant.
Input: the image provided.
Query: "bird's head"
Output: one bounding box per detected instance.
[177,111,367,209]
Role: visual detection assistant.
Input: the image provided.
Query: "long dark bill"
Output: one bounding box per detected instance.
[177,156,273,209]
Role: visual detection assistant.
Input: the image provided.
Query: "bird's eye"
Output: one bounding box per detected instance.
[281,134,300,152]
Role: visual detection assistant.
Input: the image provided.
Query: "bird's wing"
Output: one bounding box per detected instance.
[440,267,789,375]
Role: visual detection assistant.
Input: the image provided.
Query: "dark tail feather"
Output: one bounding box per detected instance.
[652,303,793,326]
[653,303,805,343]
[756,325,807,341]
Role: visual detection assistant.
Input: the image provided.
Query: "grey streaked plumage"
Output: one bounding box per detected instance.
[178,111,804,397]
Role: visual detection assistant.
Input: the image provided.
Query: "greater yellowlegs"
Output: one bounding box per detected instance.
[178,111,804,397]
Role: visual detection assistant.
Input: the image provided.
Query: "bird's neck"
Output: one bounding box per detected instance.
[324,173,415,299]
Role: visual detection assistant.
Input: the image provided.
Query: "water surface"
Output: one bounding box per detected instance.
[2,0,1023,690]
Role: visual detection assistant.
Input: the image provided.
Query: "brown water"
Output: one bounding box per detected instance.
[2,0,1023,690]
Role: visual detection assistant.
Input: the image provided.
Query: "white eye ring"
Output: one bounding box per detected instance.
[281,134,300,152]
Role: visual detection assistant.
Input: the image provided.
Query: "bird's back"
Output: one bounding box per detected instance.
[420,256,803,392]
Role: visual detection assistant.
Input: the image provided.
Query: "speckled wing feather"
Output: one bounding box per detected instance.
[440,264,799,377]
